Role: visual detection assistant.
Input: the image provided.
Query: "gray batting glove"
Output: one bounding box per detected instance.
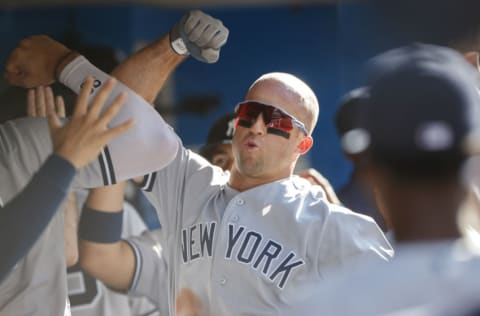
[170,10,229,63]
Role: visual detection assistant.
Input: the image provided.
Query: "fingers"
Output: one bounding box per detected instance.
[27,89,36,116]
[188,19,208,43]
[5,60,24,87]
[210,29,229,49]
[86,78,117,121]
[35,86,47,117]
[73,77,94,118]
[47,109,62,131]
[200,48,220,64]
[44,86,55,117]
[56,95,66,118]
[184,10,202,35]
[195,25,217,47]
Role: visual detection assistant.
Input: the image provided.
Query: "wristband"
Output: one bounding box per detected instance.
[169,19,189,55]
[59,55,110,96]
[79,206,123,243]
[54,50,78,81]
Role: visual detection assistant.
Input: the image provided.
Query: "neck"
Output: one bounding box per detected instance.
[387,180,466,243]
[228,168,292,192]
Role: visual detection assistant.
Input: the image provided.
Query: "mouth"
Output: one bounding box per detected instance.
[244,139,259,151]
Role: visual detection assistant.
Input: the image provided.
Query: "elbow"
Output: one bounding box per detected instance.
[147,128,180,170]
[78,243,107,279]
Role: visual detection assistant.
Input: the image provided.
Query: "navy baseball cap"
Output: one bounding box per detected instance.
[335,87,371,155]
[199,113,236,158]
[343,43,480,173]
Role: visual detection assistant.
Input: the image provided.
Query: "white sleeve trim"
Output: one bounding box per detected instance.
[125,239,142,293]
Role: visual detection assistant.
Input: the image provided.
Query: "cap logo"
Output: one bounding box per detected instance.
[341,128,370,154]
[415,121,453,151]
[226,118,236,137]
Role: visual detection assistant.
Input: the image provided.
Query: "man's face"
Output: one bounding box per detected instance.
[231,80,307,181]
[209,143,234,171]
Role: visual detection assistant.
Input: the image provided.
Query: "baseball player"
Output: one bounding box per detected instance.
[76,60,392,315]
[199,113,236,171]
[282,43,480,315]
[0,77,131,282]
[200,113,341,204]
[334,88,388,230]
[2,10,227,316]
[26,86,158,316]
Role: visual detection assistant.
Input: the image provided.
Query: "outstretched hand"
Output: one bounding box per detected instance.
[5,35,71,88]
[27,86,66,118]
[50,77,134,169]
[170,10,229,63]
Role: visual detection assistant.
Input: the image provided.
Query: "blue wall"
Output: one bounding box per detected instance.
[0,4,371,189]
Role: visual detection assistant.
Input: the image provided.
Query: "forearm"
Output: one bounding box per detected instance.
[78,183,136,291]
[0,155,75,281]
[111,34,186,104]
[80,240,136,291]
[64,192,79,267]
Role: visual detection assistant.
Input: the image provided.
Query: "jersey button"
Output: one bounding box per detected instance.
[236,198,245,205]
[220,277,227,285]
[231,215,239,222]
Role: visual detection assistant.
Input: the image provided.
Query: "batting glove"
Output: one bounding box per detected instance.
[170,10,229,63]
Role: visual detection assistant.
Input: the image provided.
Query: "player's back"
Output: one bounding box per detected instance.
[282,238,480,315]
[0,117,69,315]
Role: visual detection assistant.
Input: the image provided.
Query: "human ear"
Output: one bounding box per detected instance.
[298,136,313,154]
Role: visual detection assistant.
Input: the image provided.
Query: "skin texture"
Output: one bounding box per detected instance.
[229,73,317,192]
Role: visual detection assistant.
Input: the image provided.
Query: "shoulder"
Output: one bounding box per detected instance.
[0,117,50,151]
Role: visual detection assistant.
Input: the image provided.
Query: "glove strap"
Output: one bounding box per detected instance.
[169,25,189,55]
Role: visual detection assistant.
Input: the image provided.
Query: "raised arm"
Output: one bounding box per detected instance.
[4,10,229,183]
[0,78,132,281]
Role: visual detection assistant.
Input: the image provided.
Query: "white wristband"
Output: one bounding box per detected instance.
[59,55,110,96]
[170,37,189,55]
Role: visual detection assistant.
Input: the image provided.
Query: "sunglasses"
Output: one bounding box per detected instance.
[234,100,309,139]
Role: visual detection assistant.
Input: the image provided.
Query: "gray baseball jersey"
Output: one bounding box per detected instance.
[126,229,168,316]
[68,192,158,316]
[131,146,393,315]
[282,238,480,316]
[0,117,132,316]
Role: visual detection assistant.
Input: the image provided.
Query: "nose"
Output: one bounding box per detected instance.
[249,114,267,135]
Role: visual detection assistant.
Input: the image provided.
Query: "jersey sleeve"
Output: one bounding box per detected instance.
[125,229,168,315]
[136,146,227,238]
[0,154,75,281]
[59,56,180,182]
[1,116,121,188]
[316,204,394,275]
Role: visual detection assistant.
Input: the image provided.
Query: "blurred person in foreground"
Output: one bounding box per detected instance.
[282,43,480,315]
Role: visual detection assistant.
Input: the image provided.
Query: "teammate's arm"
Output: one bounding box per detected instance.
[0,78,132,282]
[78,183,136,291]
[27,85,79,267]
[4,10,229,184]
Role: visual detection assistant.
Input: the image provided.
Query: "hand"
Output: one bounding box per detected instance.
[170,10,229,63]
[297,168,342,205]
[5,35,70,88]
[50,77,135,169]
[27,86,66,118]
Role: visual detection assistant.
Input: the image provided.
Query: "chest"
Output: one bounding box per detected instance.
[178,195,312,291]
